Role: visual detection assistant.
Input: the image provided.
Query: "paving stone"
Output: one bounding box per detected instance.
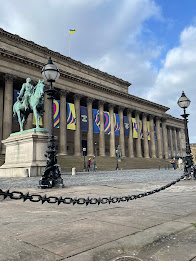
[17,219,138,258]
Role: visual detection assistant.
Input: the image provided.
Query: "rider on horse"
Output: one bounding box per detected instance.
[17,78,35,111]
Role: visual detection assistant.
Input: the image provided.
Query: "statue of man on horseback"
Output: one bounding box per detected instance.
[18,77,35,111]
[13,78,45,132]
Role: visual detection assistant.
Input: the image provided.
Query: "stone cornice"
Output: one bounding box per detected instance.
[0,47,170,112]
[166,114,184,123]
[0,28,130,87]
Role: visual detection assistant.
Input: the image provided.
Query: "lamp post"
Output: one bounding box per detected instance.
[116,149,119,170]
[38,57,64,188]
[83,147,86,171]
[94,142,97,156]
[177,91,193,178]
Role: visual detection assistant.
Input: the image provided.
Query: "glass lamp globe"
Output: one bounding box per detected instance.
[42,57,60,82]
[177,91,191,109]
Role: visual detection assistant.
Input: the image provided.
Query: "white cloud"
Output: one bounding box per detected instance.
[146,26,196,143]
[2,0,195,142]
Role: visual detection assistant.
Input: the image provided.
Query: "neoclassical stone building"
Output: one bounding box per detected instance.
[0,28,185,159]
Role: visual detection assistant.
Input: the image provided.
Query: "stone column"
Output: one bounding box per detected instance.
[118,106,125,157]
[98,101,105,156]
[173,128,178,156]
[142,112,149,158]
[74,94,82,156]
[87,97,94,156]
[43,88,50,130]
[127,109,134,158]
[59,90,68,155]
[135,110,142,158]
[2,74,14,153]
[149,115,156,158]
[168,127,174,157]
[155,117,162,158]
[162,119,168,159]
[0,87,4,152]
[109,104,115,157]
[177,129,182,156]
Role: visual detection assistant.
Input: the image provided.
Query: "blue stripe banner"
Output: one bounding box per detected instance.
[93,109,100,133]
[114,113,120,136]
[123,116,130,137]
[154,124,157,141]
[80,106,88,132]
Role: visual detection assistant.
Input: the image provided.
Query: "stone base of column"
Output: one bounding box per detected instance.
[58,153,68,156]
[0,128,48,177]
[74,153,82,156]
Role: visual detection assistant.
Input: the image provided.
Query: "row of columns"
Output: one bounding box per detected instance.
[0,74,183,158]
[168,127,182,157]
[54,92,182,159]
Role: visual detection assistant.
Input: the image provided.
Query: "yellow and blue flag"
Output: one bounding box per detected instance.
[69,29,76,33]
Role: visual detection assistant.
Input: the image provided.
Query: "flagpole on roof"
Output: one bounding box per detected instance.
[69,33,70,57]
[68,29,76,58]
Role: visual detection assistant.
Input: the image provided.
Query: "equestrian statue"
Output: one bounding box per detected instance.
[13,78,45,131]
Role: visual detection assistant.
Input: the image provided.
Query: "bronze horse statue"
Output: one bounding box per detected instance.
[13,80,45,131]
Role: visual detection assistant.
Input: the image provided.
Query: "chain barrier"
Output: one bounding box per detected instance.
[0,175,184,206]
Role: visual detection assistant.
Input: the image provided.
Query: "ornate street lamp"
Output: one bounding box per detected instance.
[177,91,193,178]
[38,57,64,188]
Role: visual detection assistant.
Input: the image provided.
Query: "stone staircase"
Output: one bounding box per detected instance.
[57,155,172,173]
[0,154,172,173]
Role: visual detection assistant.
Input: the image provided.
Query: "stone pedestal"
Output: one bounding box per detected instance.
[0,128,48,177]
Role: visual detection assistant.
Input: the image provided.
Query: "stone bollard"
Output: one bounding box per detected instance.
[72,167,76,176]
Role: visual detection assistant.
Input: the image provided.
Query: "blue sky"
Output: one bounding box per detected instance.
[0,0,196,142]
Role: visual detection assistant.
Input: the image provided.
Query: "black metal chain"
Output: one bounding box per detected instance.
[0,176,184,206]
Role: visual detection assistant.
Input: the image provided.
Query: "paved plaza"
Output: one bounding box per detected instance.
[0,169,196,261]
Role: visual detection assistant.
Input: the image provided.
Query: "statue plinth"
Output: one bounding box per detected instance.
[0,129,49,177]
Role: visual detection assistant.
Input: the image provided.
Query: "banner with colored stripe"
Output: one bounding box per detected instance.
[104,111,111,134]
[154,124,157,141]
[80,106,88,132]
[147,121,150,140]
[139,120,143,139]
[93,109,100,133]
[53,100,60,128]
[114,113,120,136]
[14,90,20,122]
[67,102,76,130]
[123,116,130,137]
[132,118,138,138]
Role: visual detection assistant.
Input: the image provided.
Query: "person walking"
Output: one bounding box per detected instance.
[87,158,91,172]
[171,157,177,170]
[178,157,183,170]
[92,156,96,172]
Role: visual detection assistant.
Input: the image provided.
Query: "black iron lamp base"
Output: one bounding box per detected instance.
[38,177,64,189]
[38,165,64,189]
